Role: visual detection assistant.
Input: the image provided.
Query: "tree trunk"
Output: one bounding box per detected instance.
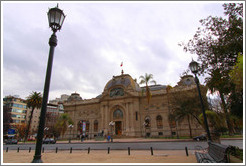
[24,107,35,142]
[187,115,193,138]
[219,91,235,136]
[175,121,179,139]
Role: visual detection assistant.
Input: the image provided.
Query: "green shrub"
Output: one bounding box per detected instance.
[228,146,243,161]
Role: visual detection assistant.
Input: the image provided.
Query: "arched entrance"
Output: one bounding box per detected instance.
[113,109,123,135]
[115,121,122,135]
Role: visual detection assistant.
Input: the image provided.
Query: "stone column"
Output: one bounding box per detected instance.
[101,105,104,129]
[129,102,134,132]
[105,105,108,133]
[125,102,129,133]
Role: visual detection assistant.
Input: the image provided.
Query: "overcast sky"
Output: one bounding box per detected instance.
[2,1,226,101]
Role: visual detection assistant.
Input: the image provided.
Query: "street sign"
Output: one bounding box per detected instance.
[8,129,15,135]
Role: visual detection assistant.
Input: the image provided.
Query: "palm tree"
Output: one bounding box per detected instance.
[170,108,193,138]
[139,73,156,104]
[169,89,204,138]
[25,91,42,142]
[55,113,74,138]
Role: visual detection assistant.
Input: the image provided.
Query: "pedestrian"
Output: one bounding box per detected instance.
[107,135,111,142]
[81,135,84,142]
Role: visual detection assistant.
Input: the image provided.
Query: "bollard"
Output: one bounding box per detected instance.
[128,147,130,155]
[6,147,8,153]
[70,147,72,153]
[108,147,110,154]
[17,147,19,152]
[185,147,189,156]
[150,147,153,155]
[42,147,44,153]
[88,147,90,154]
[56,147,58,153]
[29,147,31,153]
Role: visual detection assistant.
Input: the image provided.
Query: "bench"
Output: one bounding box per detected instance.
[195,141,230,163]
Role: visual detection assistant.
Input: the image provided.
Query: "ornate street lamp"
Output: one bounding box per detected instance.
[44,127,49,138]
[189,59,211,141]
[32,4,65,163]
[109,121,115,142]
[68,124,74,143]
[143,122,147,138]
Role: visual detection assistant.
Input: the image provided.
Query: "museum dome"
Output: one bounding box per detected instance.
[104,73,141,92]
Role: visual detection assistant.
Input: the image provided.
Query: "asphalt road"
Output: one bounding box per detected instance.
[3,140,243,151]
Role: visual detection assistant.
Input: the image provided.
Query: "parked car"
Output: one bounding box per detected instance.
[193,134,207,141]
[5,139,18,144]
[43,138,56,144]
[27,138,36,141]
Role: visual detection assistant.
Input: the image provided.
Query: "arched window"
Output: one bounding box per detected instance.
[113,109,123,119]
[156,115,163,129]
[86,121,90,132]
[144,116,151,128]
[94,120,98,132]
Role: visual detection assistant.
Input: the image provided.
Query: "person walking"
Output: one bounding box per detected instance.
[107,135,111,142]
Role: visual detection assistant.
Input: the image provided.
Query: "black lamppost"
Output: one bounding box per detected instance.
[109,121,115,142]
[32,4,65,163]
[189,59,212,141]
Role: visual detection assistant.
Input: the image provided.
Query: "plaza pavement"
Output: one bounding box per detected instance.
[2,137,242,164]
[3,150,197,163]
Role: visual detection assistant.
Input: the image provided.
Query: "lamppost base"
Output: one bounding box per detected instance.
[32,155,43,163]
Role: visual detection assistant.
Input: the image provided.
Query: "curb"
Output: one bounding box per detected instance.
[16,138,243,145]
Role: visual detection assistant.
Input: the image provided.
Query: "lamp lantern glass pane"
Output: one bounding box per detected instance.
[47,6,65,32]
[189,60,199,74]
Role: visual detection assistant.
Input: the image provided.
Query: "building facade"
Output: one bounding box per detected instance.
[3,96,27,138]
[64,73,204,139]
[26,103,64,137]
[3,96,27,127]
[49,94,70,105]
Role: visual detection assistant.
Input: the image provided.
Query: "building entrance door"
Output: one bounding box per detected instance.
[115,121,122,135]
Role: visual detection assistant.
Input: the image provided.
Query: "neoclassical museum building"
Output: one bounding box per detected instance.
[63,72,204,139]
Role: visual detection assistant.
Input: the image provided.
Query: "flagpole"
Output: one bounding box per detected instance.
[120,62,123,75]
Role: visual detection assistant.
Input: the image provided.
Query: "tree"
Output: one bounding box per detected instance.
[179,3,243,135]
[16,123,27,140]
[139,73,157,104]
[3,105,13,135]
[55,113,74,138]
[228,89,243,118]
[228,53,243,119]
[230,52,243,91]
[230,115,243,134]
[169,87,208,138]
[207,94,222,113]
[199,110,227,134]
[25,91,42,142]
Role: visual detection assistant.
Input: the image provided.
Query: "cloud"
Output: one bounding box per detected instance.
[2,2,225,100]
